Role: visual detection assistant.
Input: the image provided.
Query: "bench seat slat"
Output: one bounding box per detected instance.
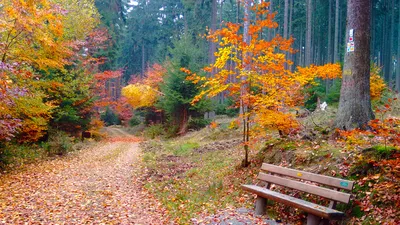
[242,184,345,220]
[258,173,351,203]
[261,163,354,191]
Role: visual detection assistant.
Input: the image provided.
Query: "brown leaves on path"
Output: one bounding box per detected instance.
[0,141,170,224]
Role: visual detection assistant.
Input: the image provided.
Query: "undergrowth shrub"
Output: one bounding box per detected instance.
[143,124,164,139]
[46,130,74,156]
[165,125,179,138]
[0,144,46,169]
[188,117,210,130]
[100,107,121,126]
[129,116,141,127]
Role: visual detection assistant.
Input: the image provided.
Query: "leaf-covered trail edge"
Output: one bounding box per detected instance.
[0,135,170,224]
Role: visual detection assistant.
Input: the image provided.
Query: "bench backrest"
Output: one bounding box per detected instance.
[258,163,354,204]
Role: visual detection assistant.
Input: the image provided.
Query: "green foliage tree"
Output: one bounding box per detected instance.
[101,107,121,126]
[40,67,95,135]
[157,34,210,134]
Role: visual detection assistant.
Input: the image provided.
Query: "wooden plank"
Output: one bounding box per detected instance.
[242,185,345,220]
[261,163,354,191]
[257,173,351,203]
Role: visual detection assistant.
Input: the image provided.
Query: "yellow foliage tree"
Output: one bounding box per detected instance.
[122,63,167,109]
[369,64,386,101]
[54,0,100,40]
[121,84,158,109]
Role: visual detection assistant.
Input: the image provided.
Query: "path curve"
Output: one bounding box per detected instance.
[0,133,169,224]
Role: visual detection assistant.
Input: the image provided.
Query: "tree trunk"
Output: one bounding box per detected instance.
[284,0,289,39]
[326,0,333,94]
[335,0,374,130]
[141,43,145,78]
[383,0,390,82]
[299,25,303,66]
[328,0,333,63]
[178,106,188,135]
[397,0,400,91]
[240,0,251,167]
[288,0,293,70]
[334,0,340,63]
[268,0,274,41]
[388,0,395,88]
[305,0,312,66]
[283,0,289,69]
[208,0,217,77]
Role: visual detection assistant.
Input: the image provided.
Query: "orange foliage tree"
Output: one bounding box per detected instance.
[369,64,386,101]
[184,2,341,165]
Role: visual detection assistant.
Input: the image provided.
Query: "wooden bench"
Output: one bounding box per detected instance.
[242,163,354,225]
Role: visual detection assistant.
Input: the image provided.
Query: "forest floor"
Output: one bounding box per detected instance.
[0,127,169,224]
[1,116,398,224]
[138,111,399,225]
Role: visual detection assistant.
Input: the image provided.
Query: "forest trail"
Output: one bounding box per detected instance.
[103,126,133,137]
[0,131,169,224]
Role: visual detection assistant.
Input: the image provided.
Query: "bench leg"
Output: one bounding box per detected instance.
[320,219,330,225]
[255,196,267,215]
[306,214,321,225]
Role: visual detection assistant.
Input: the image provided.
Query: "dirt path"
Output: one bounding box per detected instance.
[103,126,133,137]
[0,134,169,224]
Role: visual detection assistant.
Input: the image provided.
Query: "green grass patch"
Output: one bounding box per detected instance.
[0,144,46,170]
[371,145,398,159]
[143,144,243,224]
[173,142,199,156]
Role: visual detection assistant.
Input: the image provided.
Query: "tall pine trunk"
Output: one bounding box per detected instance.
[299,25,304,66]
[268,0,274,41]
[326,0,333,94]
[328,0,333,63]
[388,0,395,88]
[334,0,340,63]
[141,43,145,78]
[305,0,312,66]
[288,0,293,70]
[383,0,390,81]
[397,1,400,91]
[283,0,289,69]
[335,0,374,130]
[284,0,289,39]
[209,0,217,76]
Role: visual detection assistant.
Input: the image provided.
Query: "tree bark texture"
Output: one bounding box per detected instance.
[240,0,251,167]
[141,43,145,78]
[284,0,289,39]
[208,0,217,77]
[288,0,293,70]
[335,0,374,130]
[268,0,274,41]
[397,0,400,91]
[388,0,395,88]
[328,0,333,63]
[334,0,340,63]
[305,0,312,66]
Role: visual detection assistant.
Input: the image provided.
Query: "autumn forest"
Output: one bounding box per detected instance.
[0,0,399,224]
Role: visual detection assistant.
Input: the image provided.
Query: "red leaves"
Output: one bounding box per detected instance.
[94,70,123,81]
